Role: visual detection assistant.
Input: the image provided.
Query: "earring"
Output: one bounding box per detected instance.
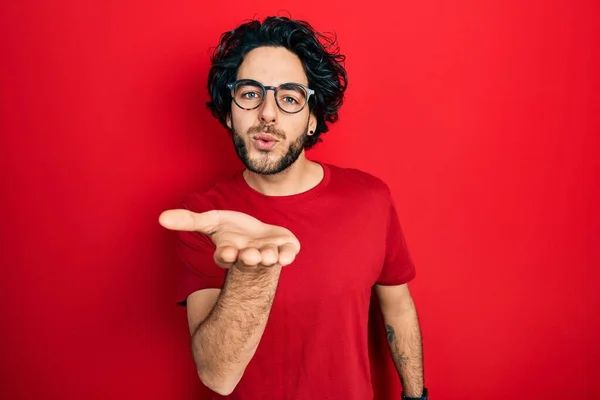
[308,130,314,136]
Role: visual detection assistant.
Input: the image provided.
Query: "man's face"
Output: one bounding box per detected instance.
[226,46,315,175]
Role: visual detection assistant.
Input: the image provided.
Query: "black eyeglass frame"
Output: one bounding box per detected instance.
[226,79,315,114]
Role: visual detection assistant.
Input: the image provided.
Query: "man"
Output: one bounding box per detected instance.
[159,16,428,400]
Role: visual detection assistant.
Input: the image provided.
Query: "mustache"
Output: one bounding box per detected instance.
[247,124,286,139]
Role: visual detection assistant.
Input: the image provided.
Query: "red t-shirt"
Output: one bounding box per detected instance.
[175,161,416,400]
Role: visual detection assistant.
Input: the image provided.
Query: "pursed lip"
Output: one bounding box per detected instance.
[253,133,279,142]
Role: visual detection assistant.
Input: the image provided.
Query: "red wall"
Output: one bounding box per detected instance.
[1,1,598,399]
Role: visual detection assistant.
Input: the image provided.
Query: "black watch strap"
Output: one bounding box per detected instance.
[401,387,428,400]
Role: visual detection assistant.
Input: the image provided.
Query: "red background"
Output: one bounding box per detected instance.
[1,1,598,399]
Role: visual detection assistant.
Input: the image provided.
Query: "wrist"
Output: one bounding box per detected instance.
[401,387,428,400]
[230,262,282,277]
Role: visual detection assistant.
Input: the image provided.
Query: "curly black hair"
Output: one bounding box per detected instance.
[206,16,348,150]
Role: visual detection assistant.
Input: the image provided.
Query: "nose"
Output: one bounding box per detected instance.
[258,90,278,124]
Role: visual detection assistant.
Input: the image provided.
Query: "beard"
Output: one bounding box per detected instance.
[231,120,309,175]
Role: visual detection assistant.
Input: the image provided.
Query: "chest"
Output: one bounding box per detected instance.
[263,203,387,306]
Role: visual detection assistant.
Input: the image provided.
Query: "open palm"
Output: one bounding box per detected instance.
[159,209,301,269]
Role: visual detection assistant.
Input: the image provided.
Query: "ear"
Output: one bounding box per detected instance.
[226,113,232,129]
[309,112,317,132]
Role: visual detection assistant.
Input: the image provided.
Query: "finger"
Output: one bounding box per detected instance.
[278,243,300,266]
[237,247,262,266]
[214,245,238,269]
[259,244,279,267]
[158,209,219,234]
[248,235,301,252]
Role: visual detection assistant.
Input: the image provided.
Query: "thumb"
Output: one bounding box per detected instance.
[158,209,220,234]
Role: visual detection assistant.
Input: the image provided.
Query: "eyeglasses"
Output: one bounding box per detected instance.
[227,79,315,114]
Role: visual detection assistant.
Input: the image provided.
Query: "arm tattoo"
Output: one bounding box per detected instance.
[386,324,409,388]
[385,322,423,396]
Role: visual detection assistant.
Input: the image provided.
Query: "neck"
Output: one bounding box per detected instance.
[243,154,323,196]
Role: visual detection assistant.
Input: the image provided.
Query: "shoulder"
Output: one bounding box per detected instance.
[325,162,392,197]
[180,170,241,212]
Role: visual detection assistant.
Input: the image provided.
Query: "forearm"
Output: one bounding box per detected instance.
[192,264,282,394]
[384,299,424,397]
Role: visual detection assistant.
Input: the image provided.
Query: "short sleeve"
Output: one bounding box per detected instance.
[376,193,416,285]
[174,194,226,305]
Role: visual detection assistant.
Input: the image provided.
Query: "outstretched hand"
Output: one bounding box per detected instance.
[159,209,301,269]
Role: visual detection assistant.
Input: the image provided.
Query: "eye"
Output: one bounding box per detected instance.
[281,96,298,104]
[241,91,260,99]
